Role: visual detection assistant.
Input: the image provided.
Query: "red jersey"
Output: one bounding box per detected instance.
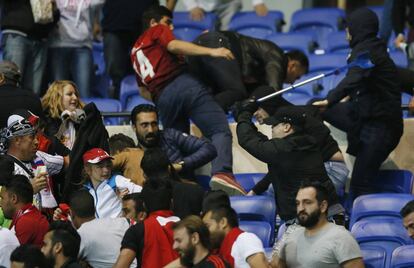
[131,24,184,100]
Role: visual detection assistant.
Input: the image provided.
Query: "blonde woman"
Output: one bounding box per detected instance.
[41,80,85,150]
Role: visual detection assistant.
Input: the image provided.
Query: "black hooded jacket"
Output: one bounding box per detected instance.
[327,8,402,123]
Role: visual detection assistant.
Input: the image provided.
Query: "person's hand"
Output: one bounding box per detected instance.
[312,99,329,113]
[409,96,414,114]
[117,188,129,199]
[172,162,184,172]
[53,207,63,221]
[254,3,268,16]
[31,172,48,193]
[247,190,256,196]
[254,108,269,124]
[232,98,258,122]
[209,47,235,60]
[394,33,406,49]
[190,7,205,21]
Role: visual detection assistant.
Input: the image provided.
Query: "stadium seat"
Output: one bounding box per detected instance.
[360,245,387,268]
[390,245,414,268]
[351,219,413,267]
[374,169,414,194]
[234,173,266,192]
[92,48,105,75]
[277,222,287,241]
[239,221,272,247]
[120,75,139,109]
[264,247,273,260]
[389,50,408,68]
[173,12,217,41]
[282,91,312,105]
[325,31,350,53]
[125,94,154,112]
[308,53,347,73]
[290,8,346,48]
[350,193,414,228]
[229,11,284,34]
[236,28,273,39]
[82,98,122,125]
[265,32,317,54]
[195,175,211,191]
[230,196,276,225]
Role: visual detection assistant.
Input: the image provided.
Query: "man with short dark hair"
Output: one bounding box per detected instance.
[10,244,47,268]
[0,175,49,247]
[114,179,179,268]
[122,193,147,222]
[273,181,364,268]
[189,31,309,110]
[202,206,268,268]
[166,215,229,268]
[131,5,245,195]
[400,200,414,240]
[0,61,44,127]
[41,221,82,268]
[130,104,219,186]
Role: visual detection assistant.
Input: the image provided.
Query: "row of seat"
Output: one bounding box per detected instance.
[360,244,414,268]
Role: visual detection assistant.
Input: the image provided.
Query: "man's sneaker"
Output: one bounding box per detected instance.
[210,173,247,196]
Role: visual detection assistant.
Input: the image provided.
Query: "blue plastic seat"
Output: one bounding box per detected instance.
[119,75,139,109]
[265,32,316,54]
[374,169,414,194]
[390,245,414,268]
[389,50,408,68]
[229,11,284,34]
[239,221,272,247]
[264,247,273,260]
[351,219,413,267]
[230,196,276,244]
[277,222,287,241]
[290,8,345,48]
[360,245,387,268]
[325,31,350,53]
[234,173,266,192]
[282,91,312,105]
[173,12,217,41]
[125,94,154,112]
[82,98,122,125]
[308,53,347,73]
[350,193,414,228]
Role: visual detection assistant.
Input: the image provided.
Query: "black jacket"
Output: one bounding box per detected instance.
[236,111,332,221]
[63,103,109,200]
[222,31,288,91]
[1,0,59,39]
[327,8,402,123]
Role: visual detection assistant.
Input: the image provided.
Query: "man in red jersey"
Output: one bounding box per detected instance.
[165,215,230,268]
[130,5,246,196]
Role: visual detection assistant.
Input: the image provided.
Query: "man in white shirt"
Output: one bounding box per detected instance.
[202,205,269,268]
[182,0,268,30]
[273,180,364,268]
[0,226,20,268]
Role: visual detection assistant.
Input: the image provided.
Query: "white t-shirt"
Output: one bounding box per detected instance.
[0,227,20,268]
[78,217,136,268]
[231,232,265,268]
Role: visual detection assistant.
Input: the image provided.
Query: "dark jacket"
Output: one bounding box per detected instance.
[63,103,109,200]
[1,0,59,39]
[222,31,288,91]
[236,111,332,221]
[327,8,402,123]
[0,84,44,128]
[149,128,217,180]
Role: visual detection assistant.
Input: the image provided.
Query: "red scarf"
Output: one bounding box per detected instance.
[219,227,244,267]
[142,210,179,268]
[10,203,36,229]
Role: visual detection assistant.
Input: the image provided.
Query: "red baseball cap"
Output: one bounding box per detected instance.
[82,148,113,164]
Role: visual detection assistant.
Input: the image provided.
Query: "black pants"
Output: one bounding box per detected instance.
[188,32,248,111]
[323,102,403,198]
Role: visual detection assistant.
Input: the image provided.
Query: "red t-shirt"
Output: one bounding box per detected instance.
[130,24,184,100]
[11,204,49,247]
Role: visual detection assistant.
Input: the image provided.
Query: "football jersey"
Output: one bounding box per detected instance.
[131,24,184,100]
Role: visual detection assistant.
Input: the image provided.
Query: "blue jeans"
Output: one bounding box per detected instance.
[48,47,93,97]
[325,161,349,194]
[157,73,233,175]
[2,33,48,95]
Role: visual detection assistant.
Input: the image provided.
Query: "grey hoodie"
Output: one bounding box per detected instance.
[49,0,104,49]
